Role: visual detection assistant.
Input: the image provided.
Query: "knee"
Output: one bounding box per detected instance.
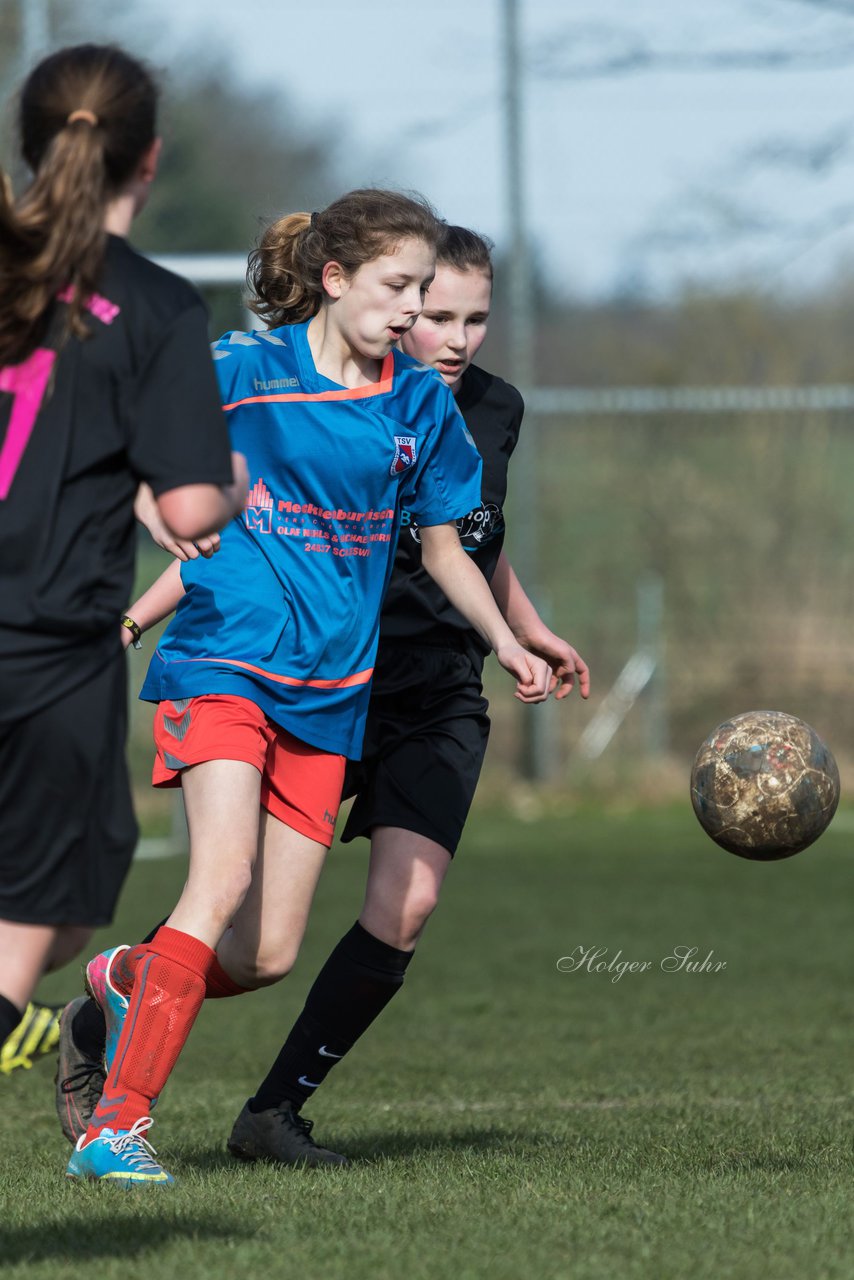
[225,942,299,989]
[204,862,255,931]
[45,926,94,972]
[365,886,441,952]
[401,886,441,947]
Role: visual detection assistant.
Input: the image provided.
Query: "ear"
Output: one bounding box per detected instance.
[125,138,162,220]
[321,260,349,300]
[137,136,162,187]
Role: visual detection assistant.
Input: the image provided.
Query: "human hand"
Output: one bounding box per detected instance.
[515,627,590,700]
[495,642,553,704]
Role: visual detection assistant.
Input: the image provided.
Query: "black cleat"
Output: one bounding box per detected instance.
[227,1101,348,1168]
[55,996,106,1145]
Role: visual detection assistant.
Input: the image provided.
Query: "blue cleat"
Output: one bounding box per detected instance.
[85,946,129,1073]
[65,1116,173,1187]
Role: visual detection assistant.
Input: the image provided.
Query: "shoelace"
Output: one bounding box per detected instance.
[61,1062,105,1095]
[105,1116,162,1172]
[276,1107,314,1140]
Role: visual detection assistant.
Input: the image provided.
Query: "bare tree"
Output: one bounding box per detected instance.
[528,2,854,292]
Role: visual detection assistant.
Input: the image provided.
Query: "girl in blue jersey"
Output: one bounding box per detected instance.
[222,226,590,1167]
[67,190,552,1186]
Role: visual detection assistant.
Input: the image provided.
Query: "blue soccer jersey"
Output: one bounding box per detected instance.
[140,321,483,757]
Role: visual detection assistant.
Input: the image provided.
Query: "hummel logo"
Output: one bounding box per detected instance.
[91,1094,127,1125]
[318,1046,343,1059]
[298,1075,321,1088]
[253,375,300,391]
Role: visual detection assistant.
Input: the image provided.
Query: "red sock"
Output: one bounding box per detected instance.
[206,954,249,999]
[109,943,150,997]
[154,926,248,996]
[110,933,247,1001]
[86,927,216,1140]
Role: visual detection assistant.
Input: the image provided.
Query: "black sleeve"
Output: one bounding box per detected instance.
[127,302,234,496]
[507,385,524,457]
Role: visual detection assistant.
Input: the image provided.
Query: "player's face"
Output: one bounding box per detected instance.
[335,238,436,361]
[400,265,492,393]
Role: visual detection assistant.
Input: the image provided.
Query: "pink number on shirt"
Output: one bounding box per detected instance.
[0,347,57,500]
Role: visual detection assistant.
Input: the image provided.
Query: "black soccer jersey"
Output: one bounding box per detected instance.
[379,362,523,657]
[0,234,233,724]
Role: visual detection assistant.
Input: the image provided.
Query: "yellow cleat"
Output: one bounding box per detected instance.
[0,1001,62,1075]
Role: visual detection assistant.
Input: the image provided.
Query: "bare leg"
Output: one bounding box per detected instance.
[45,925,94,973]
[217,808,329,989]
[167,758,264,946]
[359,825,453,951]
[0,920,61,1010]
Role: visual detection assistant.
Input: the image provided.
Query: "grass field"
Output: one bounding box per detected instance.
[2,805,853,1280]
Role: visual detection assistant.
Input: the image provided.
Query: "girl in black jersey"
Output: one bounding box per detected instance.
[224,225,590,1165]
[0,45,246,1076]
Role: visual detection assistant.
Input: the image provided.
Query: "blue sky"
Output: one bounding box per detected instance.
[74,0,854,298]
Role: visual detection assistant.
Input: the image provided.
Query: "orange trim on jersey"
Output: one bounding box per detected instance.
[178,656,374,690]
[222,353,395,412]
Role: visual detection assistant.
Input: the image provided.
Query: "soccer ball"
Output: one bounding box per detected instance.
[690,710,840,860]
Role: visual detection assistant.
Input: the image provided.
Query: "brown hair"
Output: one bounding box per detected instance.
[436,224,494,281]
[0,44,158,366]
[248,188,442,328]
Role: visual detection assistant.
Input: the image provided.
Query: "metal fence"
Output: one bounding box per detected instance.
[489,391,854,792]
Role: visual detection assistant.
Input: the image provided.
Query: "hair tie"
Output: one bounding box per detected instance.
[310,211,319,229]
[67,109,99,127]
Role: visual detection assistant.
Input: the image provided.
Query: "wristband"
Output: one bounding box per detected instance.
[121,614,143,650]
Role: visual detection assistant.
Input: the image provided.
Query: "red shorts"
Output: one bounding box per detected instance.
[152,694,345,848]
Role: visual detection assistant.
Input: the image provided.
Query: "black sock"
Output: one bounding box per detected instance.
[0,994,24,1044]
[250,922,413,1113]
[71,996,106,1060]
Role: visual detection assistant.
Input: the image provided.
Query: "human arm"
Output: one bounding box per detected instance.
[134,446,250,553]
[135,482,223,560]
[150,450,249,543]
[120,558,186,650]
[418,523,551,703]
[129,301,250,541]
[490,551,590,701]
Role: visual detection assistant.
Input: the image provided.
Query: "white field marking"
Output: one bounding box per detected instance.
[325,1096,853,1114]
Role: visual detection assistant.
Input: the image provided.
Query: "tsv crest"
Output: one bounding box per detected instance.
[390,434,417,477]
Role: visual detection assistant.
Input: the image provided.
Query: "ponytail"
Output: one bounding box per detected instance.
[247,212,318,328]
[0,44,158,367]
[248,189,441,329]
[0,116,107,363]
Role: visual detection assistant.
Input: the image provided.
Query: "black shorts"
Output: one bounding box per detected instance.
[0,654,138,926]
[341,642,490,856]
